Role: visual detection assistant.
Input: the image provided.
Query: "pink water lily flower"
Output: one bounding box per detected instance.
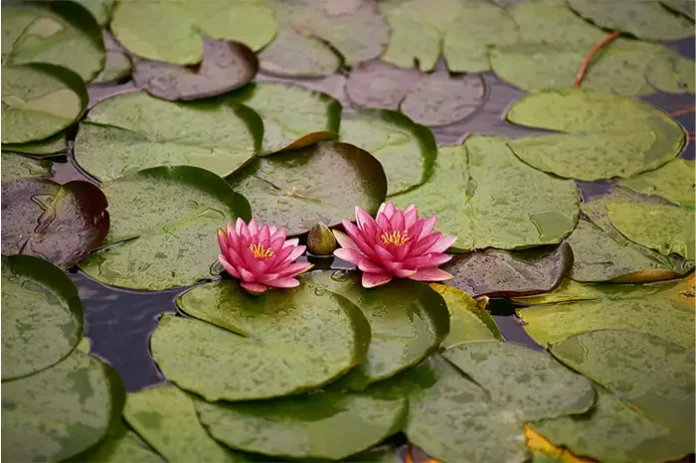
[217,219,313,295]
[333,202,456,288]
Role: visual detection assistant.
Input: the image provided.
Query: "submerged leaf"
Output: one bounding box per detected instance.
[345,60,422,110]
[1,152,52,181]
[618,159,695,208]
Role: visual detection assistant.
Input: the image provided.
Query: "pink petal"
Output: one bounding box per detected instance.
[377,213,390,230]
[390,210,405,231]
[362,272,393,288]
[342,220,380,261]
[238,267,257,282]
[268,225,278,235]
[270,228,286,244]
[380,260,414,278]
[408,268,453,282]
[225,226,242,254]
[334,248,364,266]
[277,262,314,278]
[248,219,259,235]
[358,258,385,274]
[241,281,268,294]
[404,253,452,269]
[266,245,294,269]
[382,201,396,219]
[224,245,246,270]
[258,225,270,245]
[355,206,376,232]
[279,245,305,266]
[265,277,301,289]
[390,241,411,261]
[237,219,251,240]
[270,236,285,251]
[374,244,394,263]
[419,216,437,239]
[404,205,418,227]
[393,268,416,278]
[409,232,442,256]
[377,202,387,216]
[333,230,360,252]
[235,218,245,234]
[407,219,425,243]
[429,235,457,253]
[217,228,229,252]
[218,255,240,278]
[283,238,300,248]
[241,247,266,274]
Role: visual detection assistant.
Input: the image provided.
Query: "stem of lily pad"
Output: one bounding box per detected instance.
[574,31,621,87]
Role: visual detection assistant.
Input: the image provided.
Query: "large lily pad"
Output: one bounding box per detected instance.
[305,271,449,389]
[2,351,125,462]
[79,166,249,290]
[645,51,696,94]
[339,109,437,196]
[161,278,370,401]
[110,0,277,64]
[618,159,695,208]
[1,255,83,380]
[195,390,406,460]
[345,60,422,110]
[506,89,685,181]
[229,82,340,155]
[2,1,105,82]
[391,135,579,251]
[74,92,262,182]
[228,141,387,236]
[124,385,246,462]
[2,131,68,156]
[71,420,165,463]
[443,243,573,297]
[1,152,51,181]
[2,64,88,144]
[2,178,109,269]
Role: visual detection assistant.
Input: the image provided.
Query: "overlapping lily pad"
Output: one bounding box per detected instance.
[228,141,387,236]
[1,153,52,181]
[392,135,579,251]
[2,131,68,156]
[2,178,109,269]
[340,109,436,195]
[163,278,370,401]
[619,159,695,208]
[110,0,277,64]
[74,0,113,26]
[346,60,422,110]
[2,351,125,462]
[93,50,132,84]
[2,64,88,144]
[74,92,262,181]
[1,255,83,380]
[507,89,685,181]
[230,83,340,155]
[645,51,696,94]
[79,166,249,290]
[73,420,165,463]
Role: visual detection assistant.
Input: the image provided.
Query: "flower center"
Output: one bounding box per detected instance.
[249,243,274,259]
[381,230,409,246]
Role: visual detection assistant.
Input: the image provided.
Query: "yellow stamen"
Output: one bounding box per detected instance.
[249,243,274,258]
[381,230,409,246]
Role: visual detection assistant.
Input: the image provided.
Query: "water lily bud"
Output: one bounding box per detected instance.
[307,222,337,256]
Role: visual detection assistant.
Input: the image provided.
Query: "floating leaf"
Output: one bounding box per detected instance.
[79,166,249,290]
[1,152,51,181]
[506,89,685,181]
[110,0,277,64]
[339,109,436,195]
[391,135,579,251]
[162,278,370,401]
[2,351,125,462]
[2,178,109,269]
[228,141,387,236]
[74,92,261,181]
[133,37,258,102]
[1,255,83,380]
[429,283,503,349]
[524,424,592,463]
[345,60,422,110]
[229,82,340,155]
[306,271,449,389]
[72,420,165,463]
[2,1,105,82]
[93,50,132,84]
[443,243,572,297]
[195,390,406,460]
[124,385,246,462]
[2,64,88,144]
[74,0,114,26]
[619,159,695,208]
[2,131,68,156]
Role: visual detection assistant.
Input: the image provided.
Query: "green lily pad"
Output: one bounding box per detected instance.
[2,131,68,156]
[74,0,113,26]
[71,421,165,463]
[1,255,83,380]
[228,141,387,236]
[195,390,407,460]
[1,152,52,181]
[429,283,503,349]
[79,166,249,290]
[93,50,132,84]
[550,329,695,449]
[110,0,277,64]
[443,243,573,297]
[662,0,695,19]
[74,92,262,182]
[607,202,695,260]
[391,135,579,251]
[124,385,247,462]
[2,1,105,82]
[339,109,437,196]
[345,60,422,110]
[506,89,685,181]
[133,37,258,102]
[644,49,695,95]
[229,82,340,155]
[2,351,125,462]
[2,178,109,269]
[566,0,694,41]
[619,159,695,208]
[2,64,88,144]
[162,278,370,401]
[305,271,449,390]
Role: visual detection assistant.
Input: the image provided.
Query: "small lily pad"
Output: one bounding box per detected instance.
[2,131,68,156]
[345,60,422,110]
[2,178,109,269]
[1,255,83,380]
[93,50,132,84]
[228,141,387,236]
[618,159,695,208]
[133,37,258,102]
[1,152,52,181]
[74,92,262,181]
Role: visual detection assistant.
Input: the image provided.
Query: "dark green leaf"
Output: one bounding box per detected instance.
[619,159,695,208]
[2,131,68,156]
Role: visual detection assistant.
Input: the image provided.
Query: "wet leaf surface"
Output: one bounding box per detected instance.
[133,37,258,101]
[71,420,165,463]
[618,159,695,208]
[1,255,83,380]
[163,278,370,401]
[345,60,422,110]
[79,166,249,290]
[392,135,579,251]
[443,243,573,297]
[74,92,261,181]
[1,178,109,269]
[228,141,387,236]
[2,131,68,156]
[1,152,52,181]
